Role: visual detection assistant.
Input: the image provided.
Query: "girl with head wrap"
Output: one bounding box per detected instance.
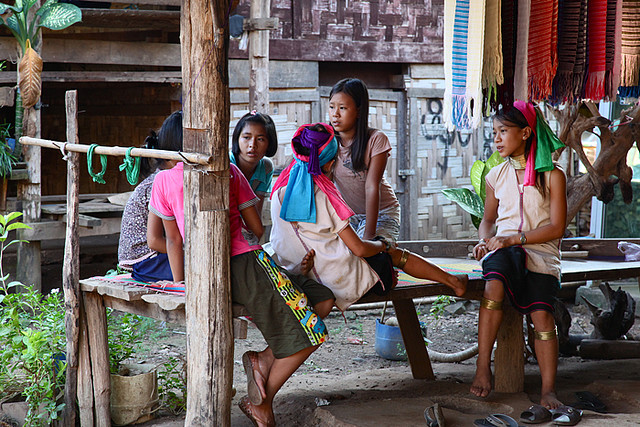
[270,123,467,312]
[470,101,567,410]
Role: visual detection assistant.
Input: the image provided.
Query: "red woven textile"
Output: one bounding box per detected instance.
[585,0,608,100]
[528,0,558,100]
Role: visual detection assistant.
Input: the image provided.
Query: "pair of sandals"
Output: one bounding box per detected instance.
[519,404,583,426]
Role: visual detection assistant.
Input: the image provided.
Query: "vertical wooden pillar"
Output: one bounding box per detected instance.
[62,91,80,426]
[494,304,525,393]
[16,105,41,290]
[249,0,270,112]
[84,292,111,426]
[182,0,233,425]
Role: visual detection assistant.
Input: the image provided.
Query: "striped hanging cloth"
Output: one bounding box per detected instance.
[514,0,531,100]
[620,0,640,88]
[495,0,517,109]
[609,0,623,99]
[482,0,504,111]
[528,0,559,100]
[444,0,486,129]
[551,0,582,104]
[585,0,608,100]
[573,0,589,98]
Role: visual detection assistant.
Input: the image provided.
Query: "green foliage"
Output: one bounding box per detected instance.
[107,310,146,374]
[0,122,17,177]
[442,151,504,229]
[157,356,187,415]
[429,295,456,328]
[0,0,82,54]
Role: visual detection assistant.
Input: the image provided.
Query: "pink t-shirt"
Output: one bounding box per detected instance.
[149,162,261,257]
[333,129,399,214]
[149,162,186,238]
[229,163,262,256]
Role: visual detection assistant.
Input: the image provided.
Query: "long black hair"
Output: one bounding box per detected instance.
[231,112,278,158]
[493,106,547,196]
[329,78,372,172]
[140,111,183,177]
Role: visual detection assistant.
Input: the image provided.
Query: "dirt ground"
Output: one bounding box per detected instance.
[133,281,640,426]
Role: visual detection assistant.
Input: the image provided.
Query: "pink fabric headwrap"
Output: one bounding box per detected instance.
[513,100,537,186]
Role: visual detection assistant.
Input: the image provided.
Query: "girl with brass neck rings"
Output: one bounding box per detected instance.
[471,101,567,410]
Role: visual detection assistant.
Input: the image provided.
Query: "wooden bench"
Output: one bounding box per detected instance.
[76,241,640,423]
[76,278,249,425]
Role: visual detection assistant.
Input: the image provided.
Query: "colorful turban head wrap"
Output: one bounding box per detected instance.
[513,101,565,186]
[271,123,354,223]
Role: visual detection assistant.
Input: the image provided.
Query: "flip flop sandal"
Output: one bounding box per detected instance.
[571,391,607,413]
[550,405,583,426]
[424,403,445,427]
[474,414,522,427]
[242,351,266,405]
[519,404,552,424]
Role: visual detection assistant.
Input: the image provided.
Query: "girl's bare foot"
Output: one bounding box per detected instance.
[541,391,562,409]
[470,364,492,398]
[301,249,315,275]
[448,274,468,297]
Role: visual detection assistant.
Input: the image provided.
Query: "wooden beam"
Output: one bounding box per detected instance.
[19,217,122,241]
[0,71,182,84]
[0,38,180,66]
[182,0,233,424]
[77,9,180,29]
[62,90,80,427]
[249,0,271,112]
[231,38,443,64]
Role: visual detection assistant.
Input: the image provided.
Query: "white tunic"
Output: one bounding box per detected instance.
[270,186,380,311]
[484,161,563,279]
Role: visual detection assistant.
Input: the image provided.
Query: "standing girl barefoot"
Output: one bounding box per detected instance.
[329,78,401,242]
[470,101,566,409]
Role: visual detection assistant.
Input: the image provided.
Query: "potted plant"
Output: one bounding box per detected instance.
[107,311,159,426]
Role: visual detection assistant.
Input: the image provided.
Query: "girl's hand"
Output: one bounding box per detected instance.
[473,241,489,261]
[486,235,516,251]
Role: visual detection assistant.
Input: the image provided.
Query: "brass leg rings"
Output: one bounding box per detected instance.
[481,297,503,311]
[396,248,410,269]
[534,326,558,341]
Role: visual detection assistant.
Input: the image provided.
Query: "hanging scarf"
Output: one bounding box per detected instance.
[271,123,354,223]
[585,0,608,100]
[552,0,582,103]
[482,0,503,110]
[604,0,619,99]
[513,101,565,186]
[620,0,640,87]
[495,0,517,109]
[444,0,485,129]
[609,0,624,98]
[528,0,559,100]
[514,0,531,100]
[573,0,589,98]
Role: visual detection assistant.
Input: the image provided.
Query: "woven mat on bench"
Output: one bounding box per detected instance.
[396,262,483,287]
[89,274,185,294]
[89,262,483,295]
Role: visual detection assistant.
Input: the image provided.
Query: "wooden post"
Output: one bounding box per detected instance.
[494,304,525,393]
[61,91,80,426]
[77,310,95,427]
[249,0,270,111]
[84,292,111,426]
[182,0,233,425]
[16,105,41,290]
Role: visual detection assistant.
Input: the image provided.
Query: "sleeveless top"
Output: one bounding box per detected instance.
[484,161,564,279]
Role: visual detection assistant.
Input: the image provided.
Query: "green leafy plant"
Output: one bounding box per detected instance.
[441,151,504,228]
[0,212,66,426]
[157,356,187,415]
[429,295,456,329]
[0,123,17,178]
[107,310,146,375]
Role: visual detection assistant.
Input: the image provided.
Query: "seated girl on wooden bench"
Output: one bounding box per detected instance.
[146,112,335,427]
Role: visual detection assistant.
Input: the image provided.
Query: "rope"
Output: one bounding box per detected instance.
[119,147,141,185]
[87,143,107,184]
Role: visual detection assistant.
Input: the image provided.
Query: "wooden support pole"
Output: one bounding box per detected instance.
[249,0,270,112]
[392,298,435,380]
[84,292,111,426]
[494,304,525,393]
[77,309,95,427]
[16,106,41,290]
[62,90,80,427]
[182,0,233,425]
[20,136,213,165]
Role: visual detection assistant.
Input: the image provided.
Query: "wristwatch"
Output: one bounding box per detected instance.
[520,232,527,245]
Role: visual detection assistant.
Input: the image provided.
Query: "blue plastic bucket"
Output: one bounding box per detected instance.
[375,319,407,360]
